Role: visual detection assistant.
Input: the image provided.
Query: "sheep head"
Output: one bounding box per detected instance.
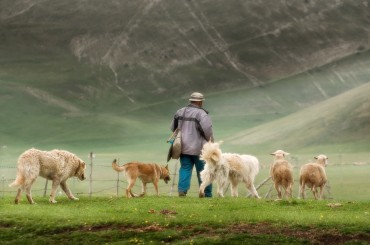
[271,150,289,160]
[315,155,328,167]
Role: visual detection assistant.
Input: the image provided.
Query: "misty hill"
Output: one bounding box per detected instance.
[0,0,369,156]
[225,82,370,153]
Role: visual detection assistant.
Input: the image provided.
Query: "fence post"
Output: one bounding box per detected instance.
[89,152,94,198]
[169,161,178,196]
[43,179,48,197]
[116,158,120,197]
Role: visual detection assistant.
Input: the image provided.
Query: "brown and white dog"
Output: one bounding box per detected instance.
[9,148,86,204]
[112,159,171,198]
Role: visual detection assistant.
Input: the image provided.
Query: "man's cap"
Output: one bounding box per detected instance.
[189,92,205,102]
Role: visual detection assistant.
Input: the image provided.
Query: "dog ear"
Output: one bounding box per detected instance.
[211,153,219,162]
[79,161,86,169]
[165,164,168,170]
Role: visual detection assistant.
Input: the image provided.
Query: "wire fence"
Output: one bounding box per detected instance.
[0,152,335,200]
[0,153,182,199]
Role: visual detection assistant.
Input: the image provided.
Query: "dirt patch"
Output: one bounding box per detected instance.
[229,223,370,244]
[78,222,370,244]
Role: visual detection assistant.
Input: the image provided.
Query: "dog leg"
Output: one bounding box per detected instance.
[49,180,60,203]
[199,173,213,198]
[216,184,222,197]
[230,182,239,197]
[25,186,36,204]
[153,181,159,196]
[199,180,212,198]
[60,181,78,200]
[14,188,22,204]
[139,182,147,197]
[130,190,140,198]
[217,180,226,197]
[248,183,260,199]
[126,180,136,198]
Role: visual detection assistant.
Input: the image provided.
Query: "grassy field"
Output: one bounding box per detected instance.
[0,196,369,244]
[1,149,369,244]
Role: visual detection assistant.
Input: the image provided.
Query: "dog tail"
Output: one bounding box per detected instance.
[9,174,25,188]
[112,159,126,172]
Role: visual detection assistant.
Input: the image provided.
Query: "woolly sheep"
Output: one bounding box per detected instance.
[270,150,294,200]
[299,155,328,200]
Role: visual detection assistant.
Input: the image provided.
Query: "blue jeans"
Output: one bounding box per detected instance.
[178,154,212,197]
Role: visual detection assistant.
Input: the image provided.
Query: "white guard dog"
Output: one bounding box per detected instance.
[199,141,260,198]
[9,148,86,204]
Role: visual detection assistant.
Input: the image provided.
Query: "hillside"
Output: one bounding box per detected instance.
[0,0,369,156]
[1,1,369,104]
[225,82,370,153]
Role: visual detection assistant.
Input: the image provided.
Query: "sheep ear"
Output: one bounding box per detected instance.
[314,156,318,159]
[285,152,290,156]
[270,153,275,155]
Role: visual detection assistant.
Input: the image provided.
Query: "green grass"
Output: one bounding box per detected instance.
[0,196,369,244]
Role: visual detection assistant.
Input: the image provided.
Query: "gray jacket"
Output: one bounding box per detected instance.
[170,104,213,156]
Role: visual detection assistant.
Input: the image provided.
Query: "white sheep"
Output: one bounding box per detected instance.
[270,150,294,200]
[299,155,328,200]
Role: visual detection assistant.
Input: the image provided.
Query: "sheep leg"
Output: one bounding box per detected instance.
[286,184,293,199]
[275,183,282,199]
[299,183,305,199]
[312,186,318,200]
[318,185,325,200]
